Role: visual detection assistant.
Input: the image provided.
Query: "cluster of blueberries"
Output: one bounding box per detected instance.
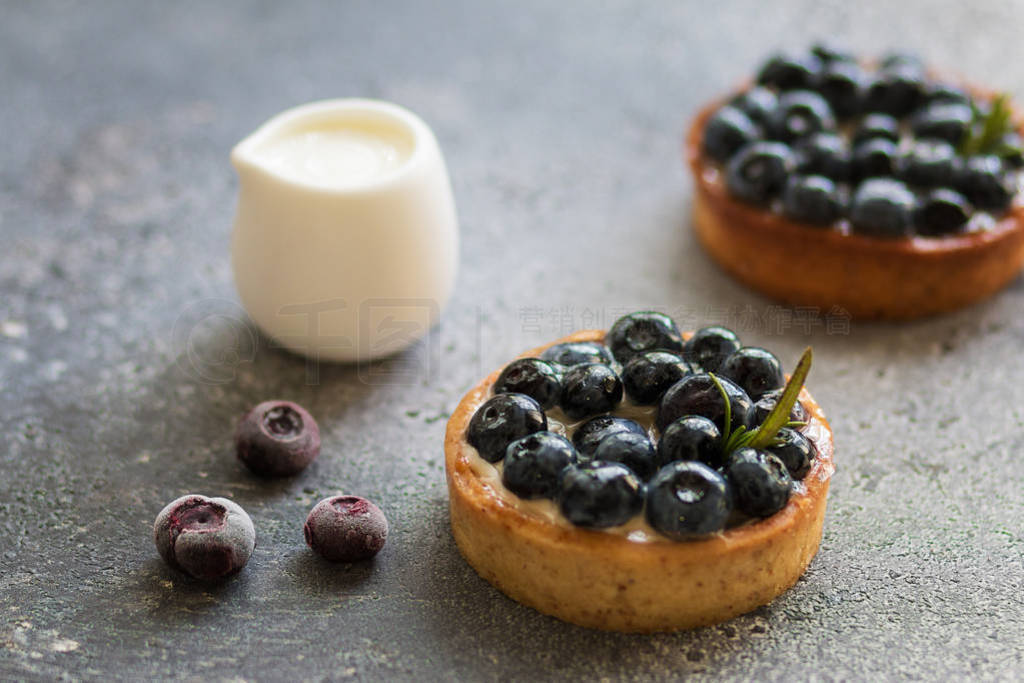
[466,312,817,540]
[702,44,1022,237]
[153,401,389,580]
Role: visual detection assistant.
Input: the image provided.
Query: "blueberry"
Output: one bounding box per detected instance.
[683,326,742,373]
[718,347,785,401]
[852,138,898,181]
[153,494,256,580]
[645,461,732,539]
[540,341,615,368]
[756,52,822,91]
[767,427,817,480]
[235,400,321,477]
[657,415,723,469]
[815,60,865,119]
[862,69,925,117]
[810,42,855,64]
[621,350,695,405]
[724,448,792,517]
[559,363,623,420]
[852,113,900,146]
[606,311,684,363]
[924,83,972,107]
[912,103,973,146]
[558,461,644,529]
[657,373,754,435]
[782,174,843,226]
[730,87,778,127]
[767,90,836,144]
[593,431,658,481]
[955,156,1014,213]
[726,141,796,205]
[303,495,388,562]
[753,388,809,426]
[502,432,576,499]
[468,393,547,463]
[897,141,958,188]
[703,106,761,163]
[998,132,1024,168]
[572,415,646,459]
[795,132,851,181]
[494,358,562,410]
[850,178,916,237]
[913,188,972,236]
[879,52,925,75]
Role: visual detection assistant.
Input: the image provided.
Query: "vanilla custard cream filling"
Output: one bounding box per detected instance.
[465,392,831,543]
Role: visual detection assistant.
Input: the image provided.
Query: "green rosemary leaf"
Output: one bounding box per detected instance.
[747,347,813,450]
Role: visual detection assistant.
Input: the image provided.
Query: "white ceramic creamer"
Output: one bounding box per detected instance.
[230,99,458,362]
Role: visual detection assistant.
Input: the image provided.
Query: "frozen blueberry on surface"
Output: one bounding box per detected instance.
[718,347,785,401]
[646,461,732,539]
[683,326,742,373]
[725,448,792,517]
[657,415,723,469]
[558,461,644,529]
[540,341,615,368]
[593,431,658,481]
[621,350,695,405]
[468,393,547,463]
[782,174,843,226]
[502,432,576,499]
[849,178,916,237]
[494,358,562,410]
[572,415,646,460]
[767,90,835,144]
[304,495,388,562]
[767,427,817,480]
[703,106,761,163]
[914,188,972,236]
[235,400,321,477]
[956,155,1014,212]
[607,311,684,363]
[756,52,822,91]
[657,373,754,435]
[730,86,778,126]
[795,132,851,181]
[559,363,623,420]
[753,388,809,426]
[726,141,796,206]
[153,494,256,580]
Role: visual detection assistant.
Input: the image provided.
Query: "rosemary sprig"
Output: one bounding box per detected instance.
[960,94,1015,157]
[711,347,813,457]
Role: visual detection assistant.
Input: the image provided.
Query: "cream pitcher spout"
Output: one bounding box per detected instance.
[229,99,459,363]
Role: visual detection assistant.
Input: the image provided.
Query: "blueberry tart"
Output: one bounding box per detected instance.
[444,312,835,632]
[687,46,1024,319]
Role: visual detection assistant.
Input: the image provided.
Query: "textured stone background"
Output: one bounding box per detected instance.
[2,1,1024,680]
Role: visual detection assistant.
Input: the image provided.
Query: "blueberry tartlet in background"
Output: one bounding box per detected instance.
[444,311,835,632]
[686,45,1024,319]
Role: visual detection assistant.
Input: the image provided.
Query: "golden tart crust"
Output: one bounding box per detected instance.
[444,330,834,632]
[686,101,1024,320]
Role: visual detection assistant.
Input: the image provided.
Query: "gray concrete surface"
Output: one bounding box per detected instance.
[2,1,1024,680]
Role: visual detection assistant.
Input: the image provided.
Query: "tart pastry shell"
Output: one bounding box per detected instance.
[686,102,1024,320]
[444,330,834,632]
